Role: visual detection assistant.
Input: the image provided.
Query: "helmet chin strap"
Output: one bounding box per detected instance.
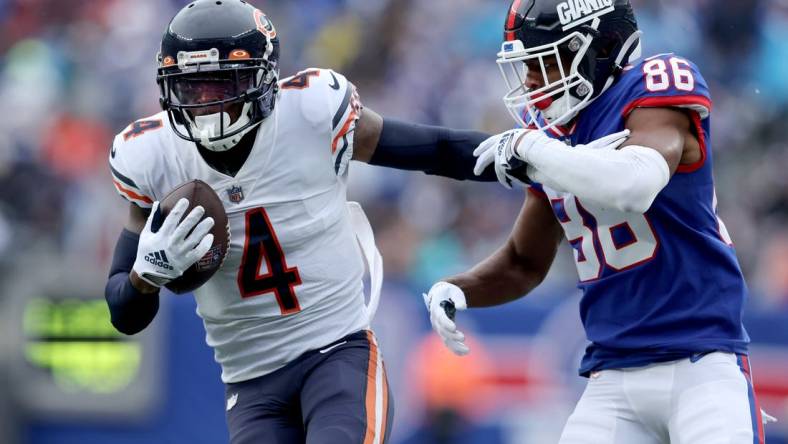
[599,30,644,97]
[189,102,259,152]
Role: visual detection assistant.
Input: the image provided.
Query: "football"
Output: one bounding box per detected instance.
[158,179,230,294]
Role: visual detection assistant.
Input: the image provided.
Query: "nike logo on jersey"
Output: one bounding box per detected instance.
[328,72,340,90]
[319,340,347,354]
[144,250,174,271]
[557,0,614,31]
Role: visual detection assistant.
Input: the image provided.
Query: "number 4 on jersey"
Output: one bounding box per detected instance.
[123,119,163,141]
[281,69,320,90]
[237,208,302,315]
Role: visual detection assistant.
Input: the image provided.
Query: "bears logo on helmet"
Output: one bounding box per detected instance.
[253,9,277,39]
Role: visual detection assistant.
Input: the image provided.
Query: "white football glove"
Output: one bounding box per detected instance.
[422,281,469,356]
[472,129,531,189]
[473,129,631,189]
[132,198,215,287]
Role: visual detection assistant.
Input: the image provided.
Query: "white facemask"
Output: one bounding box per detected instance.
[497,27,642,135]
[498,32,595,134]
[187,102,260,151]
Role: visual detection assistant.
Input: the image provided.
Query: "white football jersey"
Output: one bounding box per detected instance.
[109,68,372,383]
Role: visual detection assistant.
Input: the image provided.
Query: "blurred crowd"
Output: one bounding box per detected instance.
[0,0,784,303]
[0,0,787,442]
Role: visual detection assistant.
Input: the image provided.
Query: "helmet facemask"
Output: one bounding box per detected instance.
[498,31,595,136]
[157,51,278,152]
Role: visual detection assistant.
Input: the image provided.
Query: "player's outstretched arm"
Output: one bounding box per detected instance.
[476,106,698,214]
[423,192,562,354]
[525,107,694,213]
[448,192,562,306]
[352,106,498,182]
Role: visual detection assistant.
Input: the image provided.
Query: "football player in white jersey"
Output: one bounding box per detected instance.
[103,1,497,443]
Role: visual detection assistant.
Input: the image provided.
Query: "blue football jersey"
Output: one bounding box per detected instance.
[530,53,750,376]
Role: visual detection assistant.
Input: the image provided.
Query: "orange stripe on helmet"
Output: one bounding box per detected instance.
[229,49,251,60]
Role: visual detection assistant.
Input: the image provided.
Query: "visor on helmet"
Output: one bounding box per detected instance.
[170,70,258,107]
[157,54,277,151]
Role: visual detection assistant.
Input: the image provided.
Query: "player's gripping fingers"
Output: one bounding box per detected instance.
[143,201,161,233]
[162,198,191,234]
[472,135,497,158]
[185,233,214,266]
[427,308,442,334]
[172,205,206,242]
[434,310,462,339]
[473,138,497,176]
[432,306,455,331]
[445,337,470,356]
[586,129,631,150]
[441,324,465,344]
[494,161,514,190]
[473,148,495,177]
[183,217,215,250]
[429,308,469,355]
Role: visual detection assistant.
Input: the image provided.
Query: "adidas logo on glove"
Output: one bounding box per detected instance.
[144,250,174,271]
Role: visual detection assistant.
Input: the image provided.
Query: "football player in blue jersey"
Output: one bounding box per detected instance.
[423,0,769,442]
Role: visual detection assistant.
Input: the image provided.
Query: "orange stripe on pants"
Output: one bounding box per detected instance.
[379,361,390,443]
[363,330,381,444]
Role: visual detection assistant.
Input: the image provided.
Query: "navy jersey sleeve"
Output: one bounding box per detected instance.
[620,53,711,120]
[604,53,713,173]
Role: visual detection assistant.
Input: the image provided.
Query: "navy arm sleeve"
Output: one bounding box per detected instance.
[369,119,497,181]
[104,229,160,335]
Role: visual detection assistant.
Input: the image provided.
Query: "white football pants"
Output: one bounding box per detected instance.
[559,352,765,444]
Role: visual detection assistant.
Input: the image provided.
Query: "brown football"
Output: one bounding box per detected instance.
[157,179,230,294]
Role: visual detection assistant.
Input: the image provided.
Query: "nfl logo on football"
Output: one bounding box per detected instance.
[226,185,244,203]
[197,245,224,271]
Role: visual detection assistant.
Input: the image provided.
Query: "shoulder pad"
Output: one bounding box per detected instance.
[618,54,711,119]
[277,68,362,176]
[279,68,358,129]
[108,113,169,208]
